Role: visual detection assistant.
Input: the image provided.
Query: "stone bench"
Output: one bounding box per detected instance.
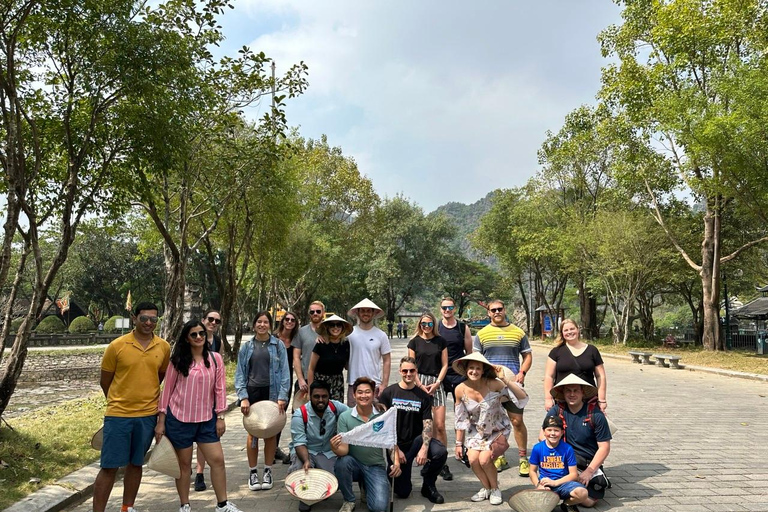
[652,353,683,369]
[628,351,653,364]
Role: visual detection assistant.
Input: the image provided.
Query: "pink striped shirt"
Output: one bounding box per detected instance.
[158,352,227,423]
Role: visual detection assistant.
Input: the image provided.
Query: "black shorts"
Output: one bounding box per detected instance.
[442,373,466,400]
[247,386,270,404]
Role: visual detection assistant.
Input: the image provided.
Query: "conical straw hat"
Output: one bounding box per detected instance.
[508,489,560,512]
[347,298,385,319]
[451,352,494,377]
[551,373,598,401]
[90,427,103,450]
[317,314,354,339]
[147,435,181,479]
[285,469,339,505]
[243,400,287,438]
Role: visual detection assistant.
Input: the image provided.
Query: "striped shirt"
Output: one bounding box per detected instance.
[473,323,531,374]
[158,352,227,423]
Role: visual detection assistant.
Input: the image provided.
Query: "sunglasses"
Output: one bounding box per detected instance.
[490,307,504,313]
[310,309,323,315]
[206,317,221,324]
[401,368,417,374]
[319,417,327,436]
[189,331,205,339]
[420,321,434,327]
[327,322,343,329]
[441,305,455,311]
[138,315,159,324]
[284,317,296,323]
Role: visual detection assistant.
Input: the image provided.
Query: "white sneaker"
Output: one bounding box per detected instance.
[489,488,503,505]
[471,488,490,502]
[262,467,273,490]
[339,502,356,512]
[249,470,261,491]
[215,502,244,512]
[179,505,191,512]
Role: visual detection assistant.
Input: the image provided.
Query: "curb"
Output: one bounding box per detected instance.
[530,342,768,382]
[2,395,241,512]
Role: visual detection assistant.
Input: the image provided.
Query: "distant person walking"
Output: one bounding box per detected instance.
[402,321,408,338]
[387,320,394,338]
[92,302,170,512]
[397,321,403,339]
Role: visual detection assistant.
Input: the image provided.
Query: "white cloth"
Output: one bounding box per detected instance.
[347,326,391,384]
[339,407,398,449]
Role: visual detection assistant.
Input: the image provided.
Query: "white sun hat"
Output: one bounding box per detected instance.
[317,314,354,339]
[285,469,339,505]
[508,489,560,512]
[147,435,181,479]
[243,400,287,438]
[90,427,103,450]
[347,298,385,320]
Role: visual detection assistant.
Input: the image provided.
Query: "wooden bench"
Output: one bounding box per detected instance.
[652,353,683,369]
[628,351,653,364]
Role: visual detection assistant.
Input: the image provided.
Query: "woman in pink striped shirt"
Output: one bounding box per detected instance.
[156,320,242,512]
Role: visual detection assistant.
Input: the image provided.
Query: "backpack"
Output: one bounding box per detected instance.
[556,397,599,443]
[300,401,338,433]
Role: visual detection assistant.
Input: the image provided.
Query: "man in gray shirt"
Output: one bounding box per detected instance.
[292,300,326,398]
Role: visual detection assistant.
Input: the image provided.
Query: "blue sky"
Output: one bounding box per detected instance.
[219,1,623,211]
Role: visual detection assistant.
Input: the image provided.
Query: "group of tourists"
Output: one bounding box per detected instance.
[92,296,612,512]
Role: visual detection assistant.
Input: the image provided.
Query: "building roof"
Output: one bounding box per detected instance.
[732,297,768,319]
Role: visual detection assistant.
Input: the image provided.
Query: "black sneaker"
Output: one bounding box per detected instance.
[194,473,206,492]
[440,464,453,481]
[298,501,311,512]
[276,447,288,462]
[560,504,580,512]
[420,485,445,504]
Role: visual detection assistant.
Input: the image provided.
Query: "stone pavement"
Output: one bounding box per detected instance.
[58,339,768,512]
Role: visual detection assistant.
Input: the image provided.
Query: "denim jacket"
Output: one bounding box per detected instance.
[235,335,290,403]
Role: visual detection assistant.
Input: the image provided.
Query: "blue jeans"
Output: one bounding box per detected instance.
[334,456,389,512]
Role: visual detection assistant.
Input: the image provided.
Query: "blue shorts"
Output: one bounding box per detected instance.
[165,407,219,449]
[100,415,157,468]
[549,480,586,500]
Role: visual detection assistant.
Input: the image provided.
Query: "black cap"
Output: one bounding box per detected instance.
[542,415,564,430]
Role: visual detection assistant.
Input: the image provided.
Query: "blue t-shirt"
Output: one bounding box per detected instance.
[546,403,612,465]
[529,439,578,481]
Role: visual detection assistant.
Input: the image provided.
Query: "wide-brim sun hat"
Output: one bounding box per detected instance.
[285,468,339,505]
[508,489,560,512]
[90,427,103,450]
[243,400,287,438]
[317,314,353,339]
[347,298,385,320]
[147,435,181,479]
[452,352,496,377]
[551,373,598,401]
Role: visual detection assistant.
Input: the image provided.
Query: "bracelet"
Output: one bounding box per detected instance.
[598,400,607,403]
[455,441,463,446]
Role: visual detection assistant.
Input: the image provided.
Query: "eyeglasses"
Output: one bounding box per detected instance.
[189,331,205,339]
[283,317,296,323]
[441,305,455,311]
[401,368,417,374]
[319,417,327,436]
[138,315,159,324]
[310,309,323,315]
[327,322,343,329]
[489,307,504,313]
[420,322,434,327]
[206,317,221,324]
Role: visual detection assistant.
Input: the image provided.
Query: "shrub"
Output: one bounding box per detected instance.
[103,315,124,333]
[68,316,96,334]
[10,317,24,333]
[35,315,66,334]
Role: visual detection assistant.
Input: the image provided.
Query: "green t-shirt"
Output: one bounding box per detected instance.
[337,407,387,467]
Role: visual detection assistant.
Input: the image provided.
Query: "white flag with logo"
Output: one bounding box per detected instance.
[339,407,397,449]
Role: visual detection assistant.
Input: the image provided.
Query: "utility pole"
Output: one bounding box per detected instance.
[271,60,276,137]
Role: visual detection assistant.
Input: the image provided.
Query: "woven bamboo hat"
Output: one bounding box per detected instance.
[317,314,353,339]
[285,469,339,505]
[243,400,287,438]
[347,298,385,320]
[508,489,560,512]
[551,373,598,401]
[90,427,103,450]
[452,352,496,377]
[147,435,181,479]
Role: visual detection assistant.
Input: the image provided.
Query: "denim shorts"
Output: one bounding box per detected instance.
[100,415,157,468]
[165,407,219,449]
[549,480,586,500]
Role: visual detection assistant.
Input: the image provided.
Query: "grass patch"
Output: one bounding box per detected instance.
[538,338,768,375]
[25,347,106,358]
[0,393,105,510]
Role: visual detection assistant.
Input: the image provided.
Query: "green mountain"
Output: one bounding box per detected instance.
[431,191,496,262]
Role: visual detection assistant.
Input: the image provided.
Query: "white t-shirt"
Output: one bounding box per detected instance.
[347,325,392,384]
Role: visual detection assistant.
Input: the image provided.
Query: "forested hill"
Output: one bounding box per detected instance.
[431,191,496,258]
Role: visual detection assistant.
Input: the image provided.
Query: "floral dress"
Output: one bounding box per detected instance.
[455,387,529,451]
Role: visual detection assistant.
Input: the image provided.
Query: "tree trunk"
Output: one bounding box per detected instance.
[578,276,598,340]
[162,246,187,343]
[700,205,723,351]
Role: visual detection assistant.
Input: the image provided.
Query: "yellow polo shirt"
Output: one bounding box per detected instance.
[101,331,170,417]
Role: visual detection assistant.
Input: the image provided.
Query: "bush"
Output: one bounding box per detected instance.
[35,315,66,334]
[68,316,96,333]
[10,317,24,333]
[103,315,124,333]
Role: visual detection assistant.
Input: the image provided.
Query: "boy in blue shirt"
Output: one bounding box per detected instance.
[529,416,588,512]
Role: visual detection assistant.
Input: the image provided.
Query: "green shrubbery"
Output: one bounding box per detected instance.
[35,315,66,334]
[103,315,123,333]
[10,317,24,332]
[68,316,96,333]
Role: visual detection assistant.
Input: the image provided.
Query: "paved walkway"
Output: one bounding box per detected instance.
[63,340,768,512]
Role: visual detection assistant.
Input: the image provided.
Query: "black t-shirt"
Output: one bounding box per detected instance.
[312,339,350,375]
[378,384,432,450]
[437,321,466,375]
[548,344,604,387]
[407,335,447,376]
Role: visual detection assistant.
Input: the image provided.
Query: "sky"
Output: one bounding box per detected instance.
[218,1,623,212]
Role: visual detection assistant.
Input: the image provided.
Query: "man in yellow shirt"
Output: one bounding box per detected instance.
[92,302,170,512]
